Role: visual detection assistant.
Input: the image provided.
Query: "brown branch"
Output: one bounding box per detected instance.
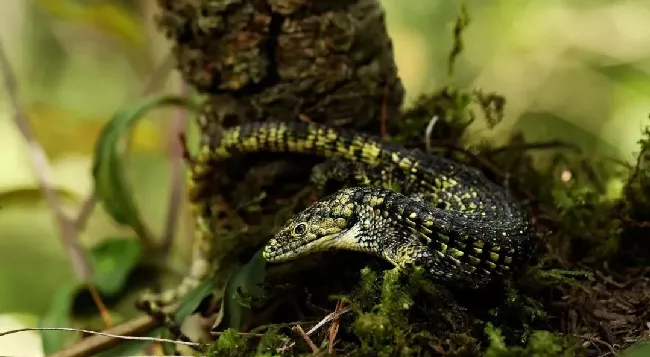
[73,195,97,232]
[578,335,618,356]
[86,284,113,327]
[293,324,319,355]
[0,46,177,357]
[0,317,192,357]
[0,41,93,281]
[277,306,352,353]
[44,315,168,357]
[327,300,344,354]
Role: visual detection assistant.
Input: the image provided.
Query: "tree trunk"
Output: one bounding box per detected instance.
[155,0,405,268]
[156,0,404,131]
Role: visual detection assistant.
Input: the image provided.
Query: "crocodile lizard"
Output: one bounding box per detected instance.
[266,185,533,289]
[137,120,536,315]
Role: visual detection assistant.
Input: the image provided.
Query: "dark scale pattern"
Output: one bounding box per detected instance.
[202,121,527,221]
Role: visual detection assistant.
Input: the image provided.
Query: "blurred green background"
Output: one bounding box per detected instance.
[0,0,648,355]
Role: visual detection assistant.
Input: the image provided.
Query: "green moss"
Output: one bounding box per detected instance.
[206,327,288,357]
[253,327,289,357]
[335,267,481,356]
[207,329,251,357]
[484,324,582,357]
[349,269,413,356]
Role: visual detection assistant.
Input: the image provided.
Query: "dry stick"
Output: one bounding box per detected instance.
[0,47,183,357]
[277,307,352,353]
[293,325,319,355]
[73,54,175,232]
[160,80,189,256]
[0,40,119,322]
[327,300,344,354]
[86,284,114,328]
[0,41,115,326]
[41,315,193,357]
[578,335,618,356]
[0,41,93,282]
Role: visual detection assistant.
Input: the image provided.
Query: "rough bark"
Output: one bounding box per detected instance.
[156,0,403,131]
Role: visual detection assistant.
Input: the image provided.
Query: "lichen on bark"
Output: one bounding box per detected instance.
[157,0,403,130]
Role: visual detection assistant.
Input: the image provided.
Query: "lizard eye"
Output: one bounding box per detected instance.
[292,222,307,236]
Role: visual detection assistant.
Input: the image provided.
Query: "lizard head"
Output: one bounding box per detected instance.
[262,189,359,263]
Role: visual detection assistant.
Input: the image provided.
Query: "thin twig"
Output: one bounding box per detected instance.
[578,335,618,356]
[0,316,197,357]
[73,53,175,232]
[73,195,97,231]
[327,300,344,354]
[293,324,319,354]
[304,307,351,336]
[0,41,93,281]
[1,326,193,345]
[424,115,439,153]
[160,81,189,256]
[277,306,352,353]
[86,284,113,327]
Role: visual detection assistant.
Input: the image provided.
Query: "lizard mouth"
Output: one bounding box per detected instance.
[262,231,346,263]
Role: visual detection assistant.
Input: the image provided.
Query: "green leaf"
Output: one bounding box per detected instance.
[516,111,623,159]
[89,237,143,296]
[174,277,216,323]
[160,329,179,355]
[581,55,650,95]
[213,250,267,331]
[621,341,650,357]
[38,282,78,354]
[0,186,81,208]
[92,95,200,240]
[37,238,142,354]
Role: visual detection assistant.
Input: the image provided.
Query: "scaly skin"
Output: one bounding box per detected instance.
[136,121,536,315]
[266,186,534,289]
